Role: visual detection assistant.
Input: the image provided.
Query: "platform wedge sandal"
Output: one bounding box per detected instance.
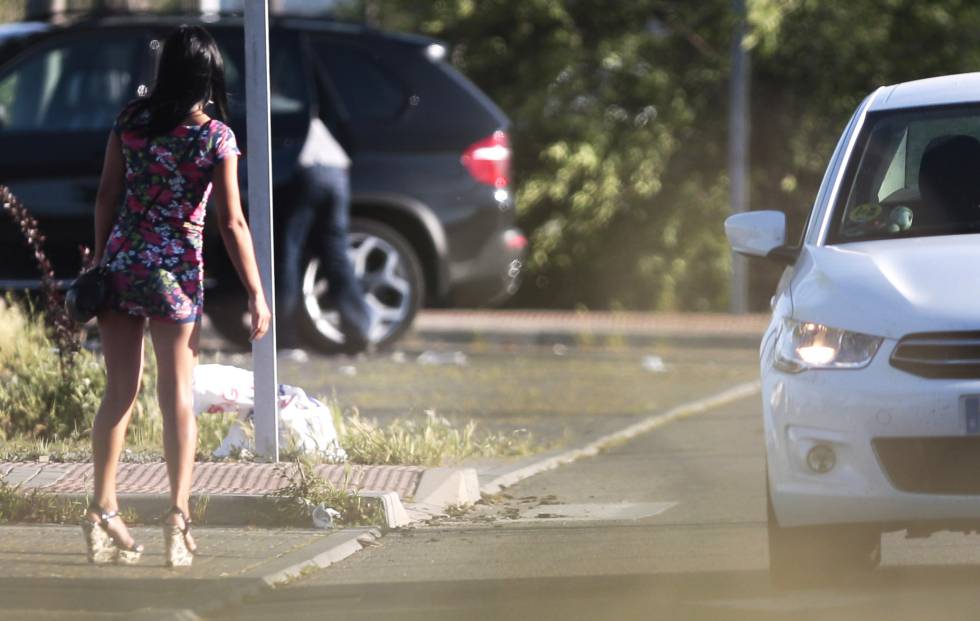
[164,506,196,568]
[81,505,144,565]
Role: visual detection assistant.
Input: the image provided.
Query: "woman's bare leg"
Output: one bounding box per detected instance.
[89,310,145,547]
[149,319,200,550]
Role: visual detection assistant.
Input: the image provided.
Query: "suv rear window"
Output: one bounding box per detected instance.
[831,105,980,243]
[312,39,406,121]
[208,29,310,118]
[0,32,147,132]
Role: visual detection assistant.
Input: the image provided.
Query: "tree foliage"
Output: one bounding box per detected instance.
[357,0,980,310]
[362,0,736,309]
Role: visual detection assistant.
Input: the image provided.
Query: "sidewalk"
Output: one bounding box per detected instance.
[409,310,769,347]
[0,523,380,620]
[0,461,478,618]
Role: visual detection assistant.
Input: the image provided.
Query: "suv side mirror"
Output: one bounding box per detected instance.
[725,211,796,263]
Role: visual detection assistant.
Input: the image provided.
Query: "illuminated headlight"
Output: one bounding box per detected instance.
[774,320,882,373]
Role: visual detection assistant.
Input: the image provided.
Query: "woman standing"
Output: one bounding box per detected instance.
[82,25,270,567]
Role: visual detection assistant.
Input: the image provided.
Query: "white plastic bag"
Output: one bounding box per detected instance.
[277,384,347,461]
[193,364,346,461]
[192,364,254,416]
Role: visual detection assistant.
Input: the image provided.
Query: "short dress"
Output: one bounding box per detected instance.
[103,109,240,323]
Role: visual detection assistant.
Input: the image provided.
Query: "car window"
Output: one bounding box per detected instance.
[0,33,146,132]
[832,106,980,243]
[311,38,406,121]
[209,29,310,119]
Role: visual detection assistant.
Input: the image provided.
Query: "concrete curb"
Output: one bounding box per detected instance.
[478,380,762,496]
[185,527,381,621]
[410,328,763,350]
[49,491,413,529]
[413,467,481,507]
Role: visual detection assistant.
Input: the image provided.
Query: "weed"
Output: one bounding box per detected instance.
[0,475,86,524]
[0,185,82,370]
[268,459,385,528]
[191,495,209,523]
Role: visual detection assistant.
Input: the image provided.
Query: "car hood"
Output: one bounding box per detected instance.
[791,235,980,339]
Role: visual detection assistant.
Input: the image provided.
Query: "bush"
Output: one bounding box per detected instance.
[0,299,159,442]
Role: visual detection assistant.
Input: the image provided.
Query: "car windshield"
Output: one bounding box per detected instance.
[831,105,980,243]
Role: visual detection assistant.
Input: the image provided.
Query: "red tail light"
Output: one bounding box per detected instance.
[462,131,510,188]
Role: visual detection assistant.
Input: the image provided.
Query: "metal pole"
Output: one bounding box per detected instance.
[244,0,279,461]
[729,0,751,314]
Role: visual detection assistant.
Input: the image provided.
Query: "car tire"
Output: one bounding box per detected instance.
[767,476,880,588]
[298,218,424,354]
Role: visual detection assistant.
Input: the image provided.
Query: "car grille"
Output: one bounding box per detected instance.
[874,437,980,494]
[890,333,980,379]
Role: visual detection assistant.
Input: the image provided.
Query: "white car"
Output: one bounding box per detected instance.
[726,72,980,584]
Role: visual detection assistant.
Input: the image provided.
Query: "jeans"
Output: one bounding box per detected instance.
[277,164,370,349]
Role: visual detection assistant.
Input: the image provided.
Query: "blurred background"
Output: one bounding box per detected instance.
[4,0,980,313]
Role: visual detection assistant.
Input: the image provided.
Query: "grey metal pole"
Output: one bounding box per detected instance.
[244,0,279,461]
[729,0,751,314]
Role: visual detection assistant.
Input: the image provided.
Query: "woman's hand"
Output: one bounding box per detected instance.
[249,294,271,342]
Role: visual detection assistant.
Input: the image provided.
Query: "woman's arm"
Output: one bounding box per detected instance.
[210,155,271,341]
[93,131,125,263]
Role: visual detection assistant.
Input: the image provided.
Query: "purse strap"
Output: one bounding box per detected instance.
[100,119,214,268]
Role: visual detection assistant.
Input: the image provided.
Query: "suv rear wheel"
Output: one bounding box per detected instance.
[767,476,880,588]
[299,218,424,353]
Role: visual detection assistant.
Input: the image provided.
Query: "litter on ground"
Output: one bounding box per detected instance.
[192,364,347,461]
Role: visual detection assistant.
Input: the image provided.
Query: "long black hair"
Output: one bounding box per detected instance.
[122,25,229,136]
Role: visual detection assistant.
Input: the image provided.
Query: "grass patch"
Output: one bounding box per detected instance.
[0,299,160,445]
[268,460,385,528]
[334,406,535,466]
[0,299,539,468]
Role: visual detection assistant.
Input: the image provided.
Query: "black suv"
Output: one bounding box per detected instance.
[0,14,525,351]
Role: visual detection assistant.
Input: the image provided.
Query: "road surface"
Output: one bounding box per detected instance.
[213,396,980,621]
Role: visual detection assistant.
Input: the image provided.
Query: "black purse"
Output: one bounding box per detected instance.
[65,120,212,323]
[65,265,109,323]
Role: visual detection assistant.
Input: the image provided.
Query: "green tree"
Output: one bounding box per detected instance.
[359,0,737,310]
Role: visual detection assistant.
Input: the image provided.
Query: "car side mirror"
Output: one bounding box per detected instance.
[724,210,797,264]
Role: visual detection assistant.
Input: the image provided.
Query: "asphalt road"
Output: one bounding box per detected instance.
[212,396,980,621]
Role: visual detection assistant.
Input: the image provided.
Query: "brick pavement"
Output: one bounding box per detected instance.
[1,461,424,501]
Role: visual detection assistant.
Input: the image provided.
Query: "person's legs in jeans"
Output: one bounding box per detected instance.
[276,178,316,350]
[311,165,371,350]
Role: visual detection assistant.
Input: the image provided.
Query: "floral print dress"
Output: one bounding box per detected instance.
[103,110,240,323]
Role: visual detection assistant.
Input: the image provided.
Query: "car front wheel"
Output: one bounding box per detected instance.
[767,477,880,588]
[299,218,424,353]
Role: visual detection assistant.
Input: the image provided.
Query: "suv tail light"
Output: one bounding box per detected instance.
[462,131,510,188]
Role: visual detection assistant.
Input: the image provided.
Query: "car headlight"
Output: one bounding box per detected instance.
[774,319,882,373]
